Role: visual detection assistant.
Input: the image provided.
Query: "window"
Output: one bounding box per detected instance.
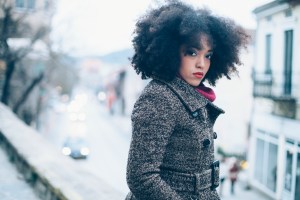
[283,141,300,200]
[44,0,50,10]
[284,30,293,95]
[15,0,25,8]
[28,0,35,9]
[267,143,278,191]
[285,9,292,17]
[285,150,293,192]
[295,153,300,200]
[265,34,272,74]
[15,0,35,9]
[254,133,278,193]
[255,138,264,183]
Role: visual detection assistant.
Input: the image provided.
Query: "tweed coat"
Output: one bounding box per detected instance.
[126,77,224,200]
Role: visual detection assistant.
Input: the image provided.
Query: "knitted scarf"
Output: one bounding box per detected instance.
[177,75,216,102]
[195,83,216,102]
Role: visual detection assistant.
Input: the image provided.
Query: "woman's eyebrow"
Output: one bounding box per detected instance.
[184,45,213,52]
[196,47,214,52]
[192,44,213,51]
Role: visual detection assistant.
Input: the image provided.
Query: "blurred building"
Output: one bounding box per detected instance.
[0,0,55,45]
[5,0,54,29]
[0,0,57,126]
[0,0,55,98]
[248,1,300,199]
[123,64,149,116]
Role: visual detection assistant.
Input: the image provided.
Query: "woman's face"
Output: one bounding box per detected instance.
[179,35,213,87]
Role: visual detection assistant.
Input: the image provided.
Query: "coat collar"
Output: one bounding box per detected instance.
[155,77,224,114]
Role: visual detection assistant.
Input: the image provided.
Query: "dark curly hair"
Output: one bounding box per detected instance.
[130,0,249,86]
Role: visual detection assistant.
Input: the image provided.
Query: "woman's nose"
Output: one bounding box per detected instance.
[196,56,205,68]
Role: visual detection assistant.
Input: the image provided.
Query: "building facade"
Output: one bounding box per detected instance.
[0,0,55,38]
[0,0,55,97]
[248,1,300,200]
[0,0,56,126]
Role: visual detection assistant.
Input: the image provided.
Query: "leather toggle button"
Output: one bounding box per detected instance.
[192,111,198,117]
[213,132,217,139]
[203,139,211,148]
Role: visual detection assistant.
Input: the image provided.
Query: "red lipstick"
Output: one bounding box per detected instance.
[193,72,203,79]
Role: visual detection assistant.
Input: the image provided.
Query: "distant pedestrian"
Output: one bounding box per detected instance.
[125,1,249,200]
[219,157,229,197]
[107,86,116,115]
[229,161,239,195]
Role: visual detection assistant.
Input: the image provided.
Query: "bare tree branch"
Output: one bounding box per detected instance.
[13,73,44,113]
[1,3,49,107]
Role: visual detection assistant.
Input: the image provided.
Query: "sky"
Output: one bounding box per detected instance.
[51,0,273,57]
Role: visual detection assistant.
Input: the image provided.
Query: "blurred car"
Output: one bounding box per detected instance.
[61,136,90,159]
[69,112,86,121]
[97,91,107,103]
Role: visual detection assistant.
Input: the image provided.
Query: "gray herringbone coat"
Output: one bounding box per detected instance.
[126,77,224,200]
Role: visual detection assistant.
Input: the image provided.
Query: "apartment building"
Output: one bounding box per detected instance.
[0,0,55,91]
[248,1,300,200]
[11,0,54,27]
[0,0,57,123]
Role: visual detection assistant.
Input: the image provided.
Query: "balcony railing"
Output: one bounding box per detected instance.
[252,70,299,118]
[252,70,298,100]
[252,71,273,98]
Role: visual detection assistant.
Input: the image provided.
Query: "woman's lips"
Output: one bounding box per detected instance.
[193,72,203,79]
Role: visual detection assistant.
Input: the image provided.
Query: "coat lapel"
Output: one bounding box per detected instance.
[155,77,224,115]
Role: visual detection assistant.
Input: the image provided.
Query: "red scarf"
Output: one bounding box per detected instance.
[177,75,216,102]
[195,83,216,102]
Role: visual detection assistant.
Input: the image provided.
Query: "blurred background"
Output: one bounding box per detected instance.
[0,0,299,200]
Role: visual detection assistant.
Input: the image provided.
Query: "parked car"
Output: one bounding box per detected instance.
[61,136,90,159]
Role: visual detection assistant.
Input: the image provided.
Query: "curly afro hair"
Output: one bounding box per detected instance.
[130,0,250,86]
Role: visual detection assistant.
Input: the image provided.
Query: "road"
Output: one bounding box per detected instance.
[40,90,131,196]
[81,95,131,195]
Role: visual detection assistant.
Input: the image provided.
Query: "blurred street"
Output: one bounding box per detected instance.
[0,84,274,200]
[0,85,273,200]
[40,88,131,195]
[39,87,273,199]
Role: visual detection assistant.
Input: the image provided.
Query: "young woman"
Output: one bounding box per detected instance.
[125,1,249,199]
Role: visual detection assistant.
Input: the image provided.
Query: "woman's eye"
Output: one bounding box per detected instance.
[206,53,213,60]
[185,49,197,56]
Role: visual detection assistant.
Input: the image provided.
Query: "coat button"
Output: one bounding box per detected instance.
[213,132,217,139]
[192,111,198,117]
[203,139,211,148]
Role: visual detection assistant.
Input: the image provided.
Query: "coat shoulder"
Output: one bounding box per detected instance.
[132,80,181,118]
[138,79,179,103]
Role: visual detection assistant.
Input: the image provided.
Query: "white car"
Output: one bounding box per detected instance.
[62,137,90,159]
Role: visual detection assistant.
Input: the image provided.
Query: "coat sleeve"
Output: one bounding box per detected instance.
[126,90,182,200]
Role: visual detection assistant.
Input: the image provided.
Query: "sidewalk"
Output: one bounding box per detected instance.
[0,147,40,200]
[219,177,272,200]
